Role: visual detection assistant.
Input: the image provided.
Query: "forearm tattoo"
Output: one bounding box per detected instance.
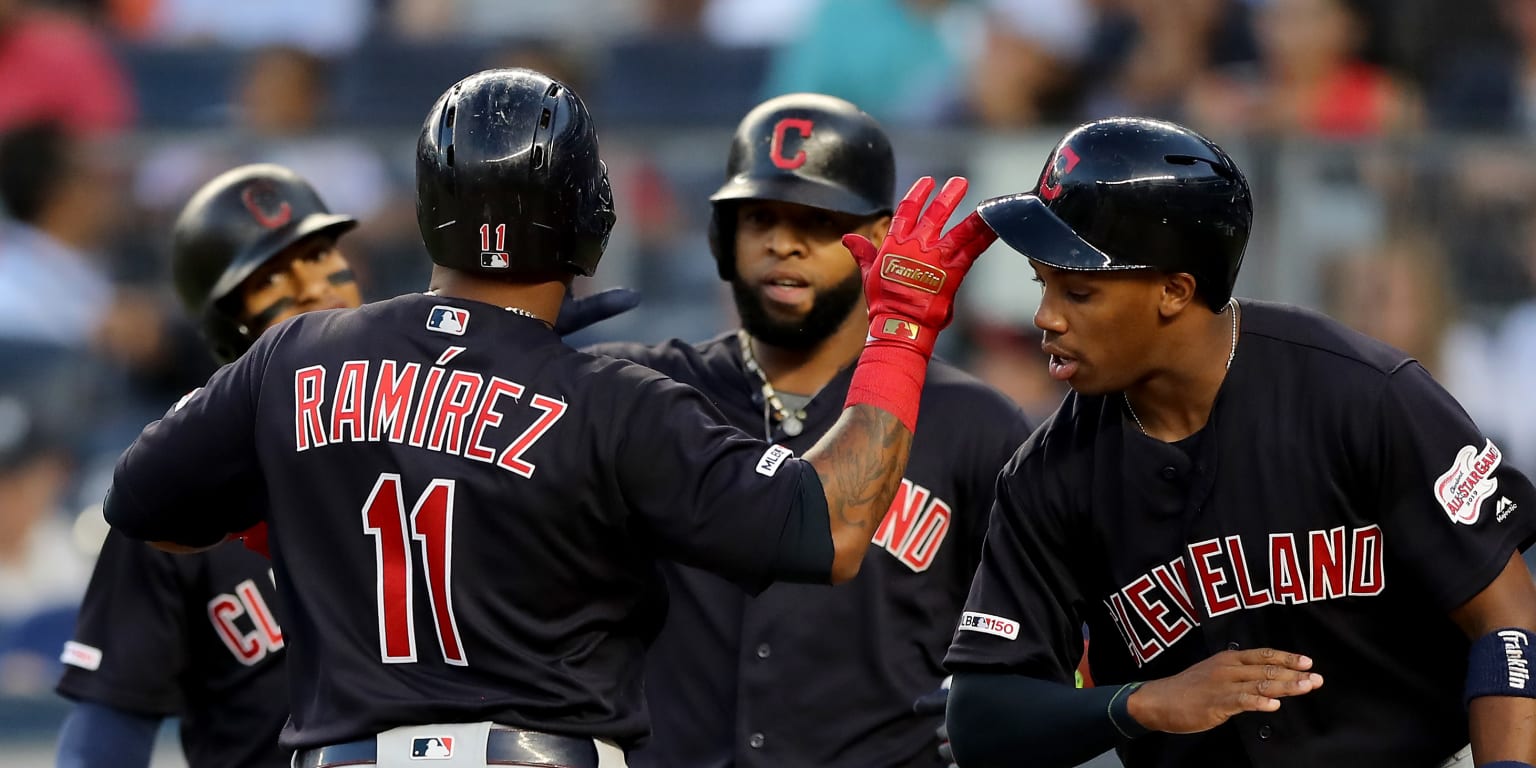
[808,404,913,529]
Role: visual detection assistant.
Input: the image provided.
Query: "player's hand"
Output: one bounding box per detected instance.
[1128,648,1324,734]
[843,176,996,358]
[913,682,957,768]
[553,286,640,337]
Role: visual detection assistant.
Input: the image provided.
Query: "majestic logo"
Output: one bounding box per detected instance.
[958,612,1019,640]
[756,444,794,477]
[240,181,293,229]
[410,736,454,759]
[1038,145,1081,201]
[769,117,814,170]
[881,255,945,294]
[1435,440,1502,525]
[426,306,469,336]
[1497,497,1519,523]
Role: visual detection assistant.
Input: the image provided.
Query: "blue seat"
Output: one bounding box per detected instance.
[332,42,499,129]
[590,39,771,127]
[115,45,243,128]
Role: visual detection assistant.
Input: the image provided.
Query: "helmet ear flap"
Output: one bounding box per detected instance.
[708,204,735,281]
[200,303,255,365]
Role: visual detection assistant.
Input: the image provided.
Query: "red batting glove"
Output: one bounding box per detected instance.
[237,522,271,559]
[843,176,996,358]
[843,177,996,431]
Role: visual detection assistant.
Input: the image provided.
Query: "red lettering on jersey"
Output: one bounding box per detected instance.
[1107,592,1159,665]
[465,377,524,463]
[873,479,929,551]
[1125,573,1192,648]
[236,580,284,650]
[769,118,814,170]
[1152,561,1201,627]
[1224,535,1272,609]
[331,361,369,443]
[1189,539,1240,617]
[427,371,484,455]
[371,361,420,443]
[1349,524,1386,596]
[897,497,950,572]
[1308,526,1348,601]
[208,580,284,665]
[1269,533,1308,605]
[294,366,327,451]
[408,367,446,448]
[497,394,566,477]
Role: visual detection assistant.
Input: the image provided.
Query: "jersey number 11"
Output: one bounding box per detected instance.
[361,473,468,666]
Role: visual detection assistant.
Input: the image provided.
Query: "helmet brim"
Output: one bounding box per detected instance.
[710,174,890,218]
[976,193,1154,272]
[207,213,358,303]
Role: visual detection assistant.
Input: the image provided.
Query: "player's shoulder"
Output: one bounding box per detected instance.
[1003,391,1111,479]
[581,332,737,387]
[1240,299,1413,377]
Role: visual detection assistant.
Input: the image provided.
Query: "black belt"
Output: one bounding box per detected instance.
[293,727,600,768]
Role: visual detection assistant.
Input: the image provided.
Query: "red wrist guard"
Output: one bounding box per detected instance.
[845,336,930,433]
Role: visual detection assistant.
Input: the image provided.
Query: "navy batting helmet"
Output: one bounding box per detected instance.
[416,68,615,280]
[708,93,895,280]
[977,117,1252,311]
[171,163,357,363]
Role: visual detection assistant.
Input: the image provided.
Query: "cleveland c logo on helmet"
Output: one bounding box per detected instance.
[240,181,293,229]
[770,118,814,170]
[1038,145,1080,201]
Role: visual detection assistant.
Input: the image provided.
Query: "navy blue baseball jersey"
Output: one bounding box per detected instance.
[56,530,288,768]
[103,292,837,752]
[946,300,1536,768]
[591,333,1031,768]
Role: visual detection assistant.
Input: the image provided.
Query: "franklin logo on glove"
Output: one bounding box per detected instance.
[881,255,946,294]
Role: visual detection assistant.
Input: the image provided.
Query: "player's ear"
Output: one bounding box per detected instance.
[1157,272,1199,318]
[864,215,892,249]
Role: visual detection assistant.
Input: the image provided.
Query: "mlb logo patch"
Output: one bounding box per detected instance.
[481,251,510,269]
[427,306,469,336]
[410,736,454,759]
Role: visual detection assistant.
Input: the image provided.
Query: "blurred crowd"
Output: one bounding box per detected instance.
[4,0,1536,716]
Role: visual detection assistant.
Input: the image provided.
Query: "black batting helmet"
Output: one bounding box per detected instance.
[708,93,895,280]
[171,163,357,363]
[416,68,615,280]
[977,117,1252,311]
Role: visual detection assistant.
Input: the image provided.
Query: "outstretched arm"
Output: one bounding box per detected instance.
[801,176,996,582]
[1452,553,1536,767]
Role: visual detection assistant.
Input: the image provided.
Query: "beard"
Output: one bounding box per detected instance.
[730,270,864,350]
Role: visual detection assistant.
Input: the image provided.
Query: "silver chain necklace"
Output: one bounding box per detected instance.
[737,329,808,437]
[1124,298,1239,436]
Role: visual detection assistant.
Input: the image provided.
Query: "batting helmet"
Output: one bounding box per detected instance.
[708,93,895,280]
[416,68,615,280]
[171,163,357,363]
[977,117,1252,312]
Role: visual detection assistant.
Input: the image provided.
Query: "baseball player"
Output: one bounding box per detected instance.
[54,163,364,768]
[588,92,1031,768]
[943,117,1536,768]
[98,67,995,768]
